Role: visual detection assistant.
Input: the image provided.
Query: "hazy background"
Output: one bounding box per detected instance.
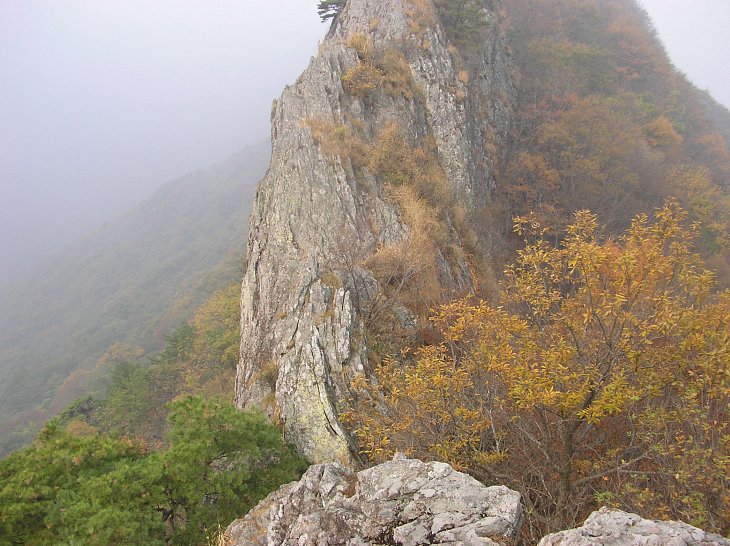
[640,0,730,109]
[0,1,326,284]
[1,0,729,286]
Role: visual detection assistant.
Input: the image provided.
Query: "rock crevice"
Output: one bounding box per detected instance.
[236,0,514,463]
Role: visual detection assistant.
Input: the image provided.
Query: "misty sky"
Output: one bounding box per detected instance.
[1,1,729,286]
[0,1,327,284]
[640,0,730,109]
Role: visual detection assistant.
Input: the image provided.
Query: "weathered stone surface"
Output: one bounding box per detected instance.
[223,460,730,546]
[538,507,730,546]
[224,457,523,546]
[236,0,514,463]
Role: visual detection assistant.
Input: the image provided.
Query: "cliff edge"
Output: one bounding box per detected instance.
[236,0,513,463]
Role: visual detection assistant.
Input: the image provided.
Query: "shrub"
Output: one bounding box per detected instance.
[0,397,308,546]
[342,35,415,103]
[342,63,384,102]
[343,202,730,540]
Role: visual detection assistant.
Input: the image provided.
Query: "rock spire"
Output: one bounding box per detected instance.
[236,0,513,463]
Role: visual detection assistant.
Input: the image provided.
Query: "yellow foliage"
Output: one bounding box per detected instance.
[192,284,241,368]
[65,420,98,437]
[360,124,479,317]
[347,33,374,62]
[303,117,484,328]
[404,0,439,41]
[365,185,446,314]
[345,202,730,538]
[341,63,383,100]
[302,118,366,167]
[644,115,683,151]
[368,124,451,205]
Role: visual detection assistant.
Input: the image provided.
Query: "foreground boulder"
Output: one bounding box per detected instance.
[225,457,522,545]
[538,507,730,546]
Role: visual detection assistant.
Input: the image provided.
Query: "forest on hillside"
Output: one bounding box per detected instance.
[0,143,269,457]
[0,282,307,545]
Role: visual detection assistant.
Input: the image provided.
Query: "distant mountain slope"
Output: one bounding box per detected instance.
[0,141,269,455]
[697,89,730,147]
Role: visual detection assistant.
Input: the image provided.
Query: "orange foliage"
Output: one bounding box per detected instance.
[344,203,730,540]
[497,0,730,274]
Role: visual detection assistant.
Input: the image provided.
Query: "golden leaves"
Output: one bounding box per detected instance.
[343,202,730,535]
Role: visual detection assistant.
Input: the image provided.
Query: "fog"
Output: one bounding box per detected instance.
[1,1,729,286]
[0,1,327,284]
[640,0,730,110]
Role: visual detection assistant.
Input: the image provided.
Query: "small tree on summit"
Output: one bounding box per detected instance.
[318,0,347,21]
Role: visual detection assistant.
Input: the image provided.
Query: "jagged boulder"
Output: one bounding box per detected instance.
[223,458,730,546]
[538,507,730,546]
[236,0,514,464]
[224,456,523,546]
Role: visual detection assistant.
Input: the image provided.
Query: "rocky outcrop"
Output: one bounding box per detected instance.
[538,508,730,546]
[224,458,730,546]
[236,0,514,463]
[224,456,523,546]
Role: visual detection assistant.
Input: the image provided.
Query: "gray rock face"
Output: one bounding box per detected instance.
[236,0,514,462]
[538,507,730,546]
[225,456,523,546]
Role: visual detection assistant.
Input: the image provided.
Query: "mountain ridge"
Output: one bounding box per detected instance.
[233,0,730,537]
[0,140,270,455]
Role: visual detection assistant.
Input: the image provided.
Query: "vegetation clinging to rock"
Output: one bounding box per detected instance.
[318,0,347,22]
[433,0,490,49]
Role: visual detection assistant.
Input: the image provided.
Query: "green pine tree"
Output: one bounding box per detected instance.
[0,397,307,546]
[318,0,347,22]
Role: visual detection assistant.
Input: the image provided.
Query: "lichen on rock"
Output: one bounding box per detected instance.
[223,459,730,545]
[538,507,730,546]
[224,456,523,546]
[236,0,514,463]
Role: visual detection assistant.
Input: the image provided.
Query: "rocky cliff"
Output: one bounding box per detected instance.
[236,0,513,463]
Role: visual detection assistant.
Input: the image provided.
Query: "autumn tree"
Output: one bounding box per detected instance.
[191,283,241,368]
[496,0,730,275]
[343,202,730,540]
